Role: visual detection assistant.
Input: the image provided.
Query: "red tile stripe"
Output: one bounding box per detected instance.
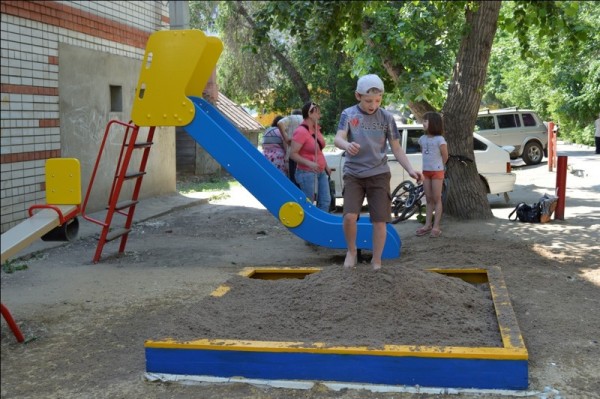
[0,149,61,164]
[39,119,60,127]
[1,0,154,49]
[1,84,59,95]
[1,0,164,164]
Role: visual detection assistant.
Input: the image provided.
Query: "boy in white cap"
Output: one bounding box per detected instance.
[334,74,423,270]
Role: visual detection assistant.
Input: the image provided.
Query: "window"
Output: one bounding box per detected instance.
[475,116,495,131]
[522,113,536,127]
[473,137,487,151]
[110,85,123,112]
[497,114,521,129]
[405,129,424,154]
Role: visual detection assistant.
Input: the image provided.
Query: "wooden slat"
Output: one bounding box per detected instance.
[1,205,78,264]
[105,228,131,242]
[123,171,146,180]
[113,200,138,211]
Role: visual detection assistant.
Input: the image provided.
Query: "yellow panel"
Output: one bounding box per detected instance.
[131,30,223,127]
[45,158,81,205]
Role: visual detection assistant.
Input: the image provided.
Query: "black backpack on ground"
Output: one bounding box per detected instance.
[509,202,542,223]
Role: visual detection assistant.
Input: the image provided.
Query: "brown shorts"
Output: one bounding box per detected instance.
[342,172,391,223]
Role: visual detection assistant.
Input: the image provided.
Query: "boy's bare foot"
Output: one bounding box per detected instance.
[372,262,382,271]
[344,251,357,268]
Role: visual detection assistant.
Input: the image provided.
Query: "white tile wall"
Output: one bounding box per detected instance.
[1,1,169,232]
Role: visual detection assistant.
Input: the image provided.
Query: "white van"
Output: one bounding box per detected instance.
[475,108,547,165]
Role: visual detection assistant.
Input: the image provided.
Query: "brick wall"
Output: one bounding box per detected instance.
[0,1,169,232]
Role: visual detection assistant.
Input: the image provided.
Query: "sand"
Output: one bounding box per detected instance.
[162,265,502,348]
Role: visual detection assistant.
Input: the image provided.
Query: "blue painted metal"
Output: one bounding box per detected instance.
[184,97,401,259]
[146,348,528,389]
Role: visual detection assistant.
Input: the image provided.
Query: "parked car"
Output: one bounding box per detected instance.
[325,124,516,201]
[475,108,547,165]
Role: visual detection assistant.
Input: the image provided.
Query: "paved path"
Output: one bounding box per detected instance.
[490,141,599,218]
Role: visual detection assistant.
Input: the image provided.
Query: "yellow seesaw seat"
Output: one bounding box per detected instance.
[1,158,81,264]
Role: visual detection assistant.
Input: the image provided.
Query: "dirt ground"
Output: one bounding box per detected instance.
[1,145,599,399]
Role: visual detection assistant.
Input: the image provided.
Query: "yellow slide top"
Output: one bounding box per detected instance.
[132,30,223,127]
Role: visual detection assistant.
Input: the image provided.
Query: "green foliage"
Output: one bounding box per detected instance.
[190,1,598,145]
[2,259,28,274]
[486,1,599,145]
[255,1,464,110]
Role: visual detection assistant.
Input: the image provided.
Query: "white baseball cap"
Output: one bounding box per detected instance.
[356,74,384,95]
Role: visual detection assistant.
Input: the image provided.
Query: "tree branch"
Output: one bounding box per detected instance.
[361,19,435,120]
[236,2,311,103]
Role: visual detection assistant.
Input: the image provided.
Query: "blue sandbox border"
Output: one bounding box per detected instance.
[145,267,528,390]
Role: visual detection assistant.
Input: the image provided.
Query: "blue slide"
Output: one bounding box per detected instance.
[184,97,401,259]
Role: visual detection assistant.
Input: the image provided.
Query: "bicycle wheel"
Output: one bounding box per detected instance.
[390,180,414,224]
[399,185,422,222]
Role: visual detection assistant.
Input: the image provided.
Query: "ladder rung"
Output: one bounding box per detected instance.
[113,200,139,211]
[105,228,131,242]
[123,171,146,179]
[134,141,153,148]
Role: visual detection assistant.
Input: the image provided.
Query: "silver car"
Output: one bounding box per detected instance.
[475,108,548,165]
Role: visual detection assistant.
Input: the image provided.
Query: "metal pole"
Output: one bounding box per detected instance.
[547,122,554,171]
[1,303,25,343]
[555,155,567,220]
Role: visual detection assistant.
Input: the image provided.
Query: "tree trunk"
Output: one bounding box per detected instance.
[442,1,501,219]
[407,100,437,122]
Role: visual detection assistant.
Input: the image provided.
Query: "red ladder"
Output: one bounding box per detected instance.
[82,120,155,263]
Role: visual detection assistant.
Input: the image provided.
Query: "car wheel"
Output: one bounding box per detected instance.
[391,180,415,224]
[522,141,543,165]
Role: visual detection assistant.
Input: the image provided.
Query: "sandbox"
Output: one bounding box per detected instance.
[145,266,528,390]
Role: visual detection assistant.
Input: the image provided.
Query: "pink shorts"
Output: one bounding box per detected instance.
[423,170,445,180]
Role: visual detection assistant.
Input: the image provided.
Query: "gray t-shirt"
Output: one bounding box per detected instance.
[337,105,400,178]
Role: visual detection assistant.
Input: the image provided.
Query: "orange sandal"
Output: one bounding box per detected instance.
[416,226,432,237]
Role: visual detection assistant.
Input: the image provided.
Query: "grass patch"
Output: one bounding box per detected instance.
[2,259,29,274]
[177,176,240,196]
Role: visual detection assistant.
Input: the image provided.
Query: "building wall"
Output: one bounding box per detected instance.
[0,1,174,233]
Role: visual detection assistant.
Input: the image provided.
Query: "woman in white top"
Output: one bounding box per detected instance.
[416,112,448,238]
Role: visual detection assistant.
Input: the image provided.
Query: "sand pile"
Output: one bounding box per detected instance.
[163,265,502,348]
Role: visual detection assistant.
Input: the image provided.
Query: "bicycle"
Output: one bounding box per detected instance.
[391,179,451,224]
[390,154,472,224]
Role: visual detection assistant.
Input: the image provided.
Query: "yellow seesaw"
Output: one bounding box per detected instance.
[1,158,81,264]
[1,158,81,343]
